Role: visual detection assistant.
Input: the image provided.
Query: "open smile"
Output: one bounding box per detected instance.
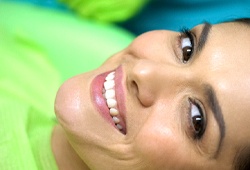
[91,66,127,134]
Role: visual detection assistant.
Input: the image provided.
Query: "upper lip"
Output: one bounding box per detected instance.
[114,65,127,134]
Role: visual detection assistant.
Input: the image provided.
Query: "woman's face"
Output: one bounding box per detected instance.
[55,22,250,169]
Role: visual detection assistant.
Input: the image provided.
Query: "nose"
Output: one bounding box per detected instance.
[129,59,189,107]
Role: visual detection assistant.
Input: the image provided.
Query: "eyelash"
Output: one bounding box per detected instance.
[187,98,207,140]
[177,29,206,140]
[179,28,195,63]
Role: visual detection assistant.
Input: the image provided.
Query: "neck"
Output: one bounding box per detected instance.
[51,125,90,170]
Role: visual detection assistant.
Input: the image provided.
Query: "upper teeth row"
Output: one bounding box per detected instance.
[103,71,123,130]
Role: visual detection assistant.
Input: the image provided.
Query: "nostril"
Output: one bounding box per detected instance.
[131,80,154,107]
[131,80,139,97]
[131,80,144,106]
[129,60,157,107]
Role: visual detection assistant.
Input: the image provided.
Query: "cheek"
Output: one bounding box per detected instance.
[133,117,187,169]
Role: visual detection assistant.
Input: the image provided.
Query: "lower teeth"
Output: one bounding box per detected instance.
[116,124,123,130]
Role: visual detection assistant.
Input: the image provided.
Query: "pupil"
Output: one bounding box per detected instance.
[183,47,192,61]
[192,115,202,133]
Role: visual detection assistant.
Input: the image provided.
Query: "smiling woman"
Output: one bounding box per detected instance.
[53,18,250,170]
[1,1,250,170]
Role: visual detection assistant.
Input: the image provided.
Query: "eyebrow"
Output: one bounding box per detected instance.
[204,84,226,158]
[197,22,212,52]
[197,23,226,158]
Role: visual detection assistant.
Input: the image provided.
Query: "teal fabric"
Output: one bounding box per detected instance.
[121,0,250,34]
[2,0,150,23]
[1,0,67,10]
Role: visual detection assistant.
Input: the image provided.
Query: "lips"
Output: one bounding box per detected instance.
[91,66,127,134]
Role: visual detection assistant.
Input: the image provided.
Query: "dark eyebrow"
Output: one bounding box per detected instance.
[197,22,212,52]
[204,84,226,158]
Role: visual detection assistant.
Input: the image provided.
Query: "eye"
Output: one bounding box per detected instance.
[188,98,206,139]
[180,29,194,63]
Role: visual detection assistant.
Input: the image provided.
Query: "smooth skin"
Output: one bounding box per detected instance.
[53,22,250,170]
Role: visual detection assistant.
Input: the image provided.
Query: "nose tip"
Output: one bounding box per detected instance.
[128,59,189,108]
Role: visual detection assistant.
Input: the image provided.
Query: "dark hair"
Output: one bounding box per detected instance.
[232,18,250,170]
[234,18,250,26]
[234,146,250,170]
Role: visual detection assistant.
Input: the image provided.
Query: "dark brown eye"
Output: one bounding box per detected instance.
[181,37,193,63]
[192,115,203,134]
[189,99,206,139]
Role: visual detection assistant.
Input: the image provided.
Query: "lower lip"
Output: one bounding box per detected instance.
[91,71,115,127]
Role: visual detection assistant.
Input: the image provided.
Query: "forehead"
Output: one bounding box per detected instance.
[198,22,250,160]
[193,22,250,86]
[198,22,250,66]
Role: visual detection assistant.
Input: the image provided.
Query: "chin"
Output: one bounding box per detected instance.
[54,68,129,159]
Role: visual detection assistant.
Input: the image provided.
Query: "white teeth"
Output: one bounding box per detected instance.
[110,108,119,116]
[105,72,115,80]
[105,89,115,99]
[116,124,123,130]
[107,99,117,108]
[103,71,123,130]
[112,116,120,124]
[104,80,115,90]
